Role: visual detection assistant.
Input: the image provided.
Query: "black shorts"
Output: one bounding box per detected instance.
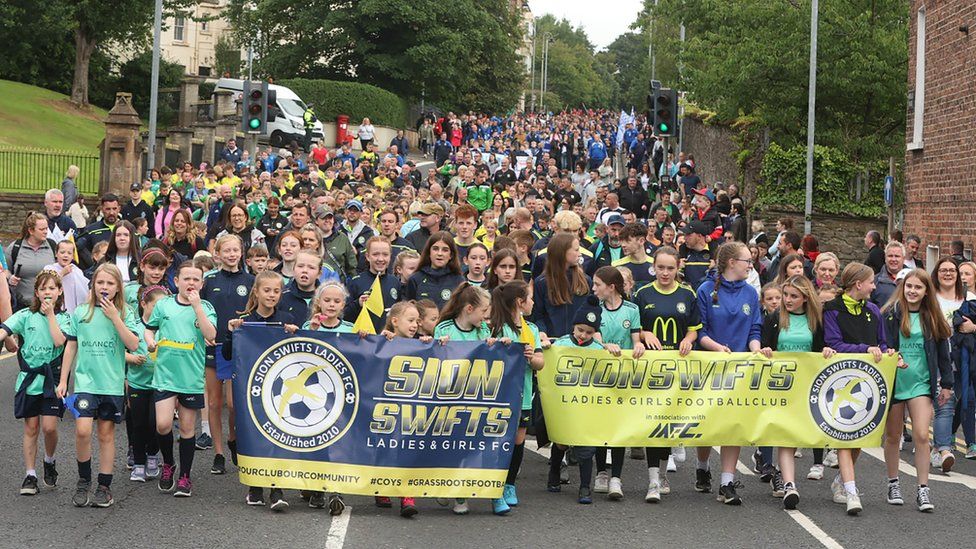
[15,393,65,419]
[891,394,932,406]
[519,409,531,427]
[75,393,124,423]
[154,390,205,410]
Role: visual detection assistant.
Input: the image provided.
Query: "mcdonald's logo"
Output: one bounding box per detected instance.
[652,316,678,344]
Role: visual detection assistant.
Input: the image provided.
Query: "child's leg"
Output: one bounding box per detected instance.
[23,417,39,473]
[575,447,596,488]
[76,417,94,465]
[40,416,58,462]
[178,404,198,478]
[778,448,796,485]
[610,447,625,478]
[506,427,527,486]
[224,381,236,444]
[155,397,177,465]
[595,447,608,473]
[130,391,150,466]
[95,420,116,483]
[205,368,224,456]
[548,444,566,485]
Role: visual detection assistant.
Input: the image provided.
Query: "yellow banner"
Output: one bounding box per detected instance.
[538,347,898,448]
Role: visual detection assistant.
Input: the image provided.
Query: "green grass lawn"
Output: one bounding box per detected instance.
[0,80,109,194]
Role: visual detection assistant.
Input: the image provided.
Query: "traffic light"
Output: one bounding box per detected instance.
[242,80,269,133]
[652,88,678,137]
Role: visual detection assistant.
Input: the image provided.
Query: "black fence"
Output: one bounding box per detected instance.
[0,147,100,195]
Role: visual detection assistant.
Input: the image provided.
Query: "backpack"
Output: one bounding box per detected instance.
[9,238,57,270]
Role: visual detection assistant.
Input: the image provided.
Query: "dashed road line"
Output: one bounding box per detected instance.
[325,506,351,549]
[785,510,845,549]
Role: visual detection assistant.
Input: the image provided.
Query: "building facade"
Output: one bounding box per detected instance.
[161,0,238,76]
[904,0,976,258]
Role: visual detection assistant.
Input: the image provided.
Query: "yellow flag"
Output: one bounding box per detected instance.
[67,230,79,264]
[353,275,384,334]
[519,317,534,345]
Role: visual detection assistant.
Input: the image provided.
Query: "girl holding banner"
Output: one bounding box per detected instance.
[694,241,763,506]
[759,275,836,510]
[633,247,700,503]
[823,262,894,515]
[882,268,953,512]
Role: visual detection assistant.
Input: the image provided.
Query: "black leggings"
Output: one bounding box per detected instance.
[128,388,158,465]
[645,447,671,468]
[595,447,625,477]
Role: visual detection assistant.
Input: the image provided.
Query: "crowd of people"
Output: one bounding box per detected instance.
[0,109,966,520]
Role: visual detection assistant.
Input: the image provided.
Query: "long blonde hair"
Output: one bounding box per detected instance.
[883,268,951,340]
[779,275,822,333]
[83,263,128,323]
[309,280,348,324]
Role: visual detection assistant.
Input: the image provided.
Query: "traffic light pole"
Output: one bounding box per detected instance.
[146,0,162,176]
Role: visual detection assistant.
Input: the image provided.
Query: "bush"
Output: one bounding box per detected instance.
[756,143,887,218]
[278,78,408,128]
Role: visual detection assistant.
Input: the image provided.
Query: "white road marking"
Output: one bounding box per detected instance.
[0,352,13,360]
[861,447,976,490]
[325,506,351,549]
[526,439,551,459]
[785,510,845,549]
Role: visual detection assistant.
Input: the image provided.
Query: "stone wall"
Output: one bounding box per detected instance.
[761,209,886,266]
[0,194,45,240]
[679,116,740,188]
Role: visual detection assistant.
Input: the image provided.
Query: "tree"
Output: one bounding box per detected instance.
[531,15,613,111]
[214,34,241,78]
[641,0,908,163]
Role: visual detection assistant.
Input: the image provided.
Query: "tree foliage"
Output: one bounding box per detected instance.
[228,0,525,113]
[641,0,908,163]
[531,15,614,111]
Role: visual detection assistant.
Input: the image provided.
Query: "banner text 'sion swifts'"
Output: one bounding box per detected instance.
[232,326,525,498]
[537,347,896,448]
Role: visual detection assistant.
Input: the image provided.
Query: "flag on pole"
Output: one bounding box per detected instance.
[519,316,534,345]
[353,275,384,334]
[616,110,634,150]
[66,230,79,264]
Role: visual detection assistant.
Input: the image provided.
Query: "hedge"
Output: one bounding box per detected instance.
[278,79,408,129]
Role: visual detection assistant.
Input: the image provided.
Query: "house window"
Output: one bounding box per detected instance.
[174,16,186,42]
[909,6,925,150]
[201,20,209,33]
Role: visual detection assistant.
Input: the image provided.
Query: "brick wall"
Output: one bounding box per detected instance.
[904,0,976,254]
[761,209,885,266]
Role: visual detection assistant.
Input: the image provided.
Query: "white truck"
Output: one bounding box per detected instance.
[214,78,324,148]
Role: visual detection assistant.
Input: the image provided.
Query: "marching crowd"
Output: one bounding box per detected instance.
[0,109,968,520]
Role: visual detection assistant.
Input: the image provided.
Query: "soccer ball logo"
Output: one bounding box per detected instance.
[822,374,875,428]
[271,360,338,431]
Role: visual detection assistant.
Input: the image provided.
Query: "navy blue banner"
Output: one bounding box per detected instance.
[232,325,525,497]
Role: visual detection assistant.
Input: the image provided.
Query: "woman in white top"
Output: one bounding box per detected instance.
[931,256,967,473]
[357,117,376,150]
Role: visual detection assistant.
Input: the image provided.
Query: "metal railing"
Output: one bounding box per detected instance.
[0,146,100,195]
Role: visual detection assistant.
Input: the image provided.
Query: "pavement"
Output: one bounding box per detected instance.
[0,351,974,549]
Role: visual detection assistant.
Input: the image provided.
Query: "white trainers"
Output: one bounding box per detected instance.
[594,471,610,493]
[830,476,846,504]
[846,492,862,515]
[666,455,677,472]
[452,498,469,515]
[794,449,803,458]
[823,449,839,468]
[673,447,686,462]
[930,449,942,470]
[608,477,623,500]
[807,464,825,480]
[645,482,661,503]
[659,475,671,495]
[941,451,955,473]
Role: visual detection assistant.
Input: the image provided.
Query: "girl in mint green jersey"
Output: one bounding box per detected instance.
[125,285,169,483]
[488,280,544,515]
[145,261,217,499]
[304,281,355,333]
[0,270,69,496]
[56,264,141,509]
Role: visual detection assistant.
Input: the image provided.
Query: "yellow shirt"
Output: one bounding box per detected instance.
[220,175,242,188]
[373,176,392,191]
[140,190,157,207]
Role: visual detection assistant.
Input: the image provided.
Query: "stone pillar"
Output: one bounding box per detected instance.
[168,128,194,163]
[214,90,237,119]
[215,119,239,148]
[99,93,143,196]
[178,76,204,128]
[196,122,217,166]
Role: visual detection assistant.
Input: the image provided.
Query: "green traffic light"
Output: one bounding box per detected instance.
[659,123,669,133]
[249,118,261,130]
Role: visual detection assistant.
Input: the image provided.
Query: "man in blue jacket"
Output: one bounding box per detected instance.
[587,135,607,171]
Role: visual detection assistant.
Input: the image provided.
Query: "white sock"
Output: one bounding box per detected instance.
[720,472,734,485]
[844,481,857,495]
[697,458,709,470]
[648,467,660,485]
[201,420,211,436]
[26,468,36,478]
[43,455,55,464]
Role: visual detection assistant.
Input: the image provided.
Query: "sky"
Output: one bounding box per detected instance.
[528,0,644,50]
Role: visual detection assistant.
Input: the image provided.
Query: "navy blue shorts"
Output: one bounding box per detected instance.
[15,394,65,419]
[205,344,234,381]
[74,393,124,423]
[154,390,205,410]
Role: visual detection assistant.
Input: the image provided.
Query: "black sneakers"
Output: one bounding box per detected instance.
[246,486,265,506]
[92,485,114,508]
[19,475,38,496]
[228,440,238,466]
[308,491,326,509]
[72,479,91,507]
[269,488,288,511]
[211,454,226,475]
[695,469,712,493]
[718,481,743,505]
[329,494,345,516]
[42,461,58,487]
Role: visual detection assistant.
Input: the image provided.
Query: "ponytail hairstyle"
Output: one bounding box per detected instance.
[839,262,875,294]
[138,284,171,318]
[384,301,420,333]
[544,232,589,306]
[308,279,349,324]
[593,266,626,301]
[486,248,520,290]
[30,270,65,314]
[778,275,822,333]
[712,241,748,305]
[137,245,173,285]
[489,280,529,336]
[884,268,950,340]
[239,271,284,316]
[439,282,489,324]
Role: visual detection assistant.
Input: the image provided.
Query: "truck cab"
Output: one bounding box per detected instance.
[214,78,324,148]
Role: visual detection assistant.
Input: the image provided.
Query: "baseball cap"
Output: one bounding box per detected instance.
[345,199,364,211]
[419,202,445,216]
[693,188,716,202]
[606,214,625,227]
[681,220,709,236]
[130,183,141,191]
[314,205,334,219]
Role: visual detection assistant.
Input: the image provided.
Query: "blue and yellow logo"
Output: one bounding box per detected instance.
[247,338,359,452]
[808,359,887,442]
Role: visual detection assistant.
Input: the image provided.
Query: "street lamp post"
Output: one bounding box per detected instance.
[804,0,819,235]
[529,25,536,112]
[146,0,162,176]
[541,33,553,113]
